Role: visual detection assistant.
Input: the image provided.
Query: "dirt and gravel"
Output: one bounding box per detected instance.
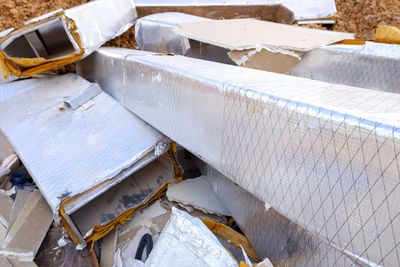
[1,0,400,47]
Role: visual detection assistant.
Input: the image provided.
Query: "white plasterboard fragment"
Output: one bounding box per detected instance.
[123,200,168,231]
[175,19,353,52]
[0,223,6,246]
[0,192,13,228]
[228,46,302,74]
[166,177,231,216]
[0,257,12,267]
[8,258,38,267]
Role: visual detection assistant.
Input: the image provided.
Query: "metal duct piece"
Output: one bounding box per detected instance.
[290,42,400,94]
[136,13,400,94]
[134,0,336,22]
[0,74,169,246]
[78,48,400,266]
[0,0,136,82]
[203,164,359,266]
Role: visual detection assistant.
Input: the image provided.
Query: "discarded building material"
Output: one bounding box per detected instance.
[0,193,13,229]
[203,164,358,266]
[1,190,52,262]
[78,48,400,266]
[7,190,31,234]
[134,0,336,23]
[137,12,400,92]
[0,74,170,246]
[135,13,209,55]
[179,19,350,73]
[136,14,352,73]
[145,207,237,266]
[0,0,137,83]
[70,156,176,239]
[166,177,231,216]
[290,41,400,93]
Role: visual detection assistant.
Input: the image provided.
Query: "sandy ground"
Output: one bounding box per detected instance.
[0,0,400,47]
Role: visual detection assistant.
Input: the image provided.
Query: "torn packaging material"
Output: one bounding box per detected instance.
[0,0,137,82]
[78,48,400,266]
[145,208,237,267]
[0,74,170,246]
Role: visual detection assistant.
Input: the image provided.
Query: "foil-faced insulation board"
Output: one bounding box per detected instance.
[203,164,360,266]
[0,74,169,245]
[78,48,400,266]
[134,0,336,22]
[0,0,137,83]
[136,12,399,93]
[290,42,400,94]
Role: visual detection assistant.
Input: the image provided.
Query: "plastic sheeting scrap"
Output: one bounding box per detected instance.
[0,0,136,83]
[145,207,237,266]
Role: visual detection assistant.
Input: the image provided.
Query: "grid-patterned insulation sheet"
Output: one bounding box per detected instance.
[78,48,400,266]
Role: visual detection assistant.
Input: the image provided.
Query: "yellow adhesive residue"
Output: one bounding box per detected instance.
[201,218,262,263]
[375,25,400,44]
[9,57,47,68]
[334,39,366,45]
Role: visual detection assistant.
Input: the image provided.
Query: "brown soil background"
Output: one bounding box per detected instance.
[1,0,400,48]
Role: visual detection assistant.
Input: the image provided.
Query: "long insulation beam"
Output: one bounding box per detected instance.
[78,48,400,266]
[135,12,400,94]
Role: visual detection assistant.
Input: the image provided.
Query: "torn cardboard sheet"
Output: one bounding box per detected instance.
[166,177,231,216]
[0,0,137,82]
[145,208,237,266]
[0,190,52,262]
[174,18,353,73]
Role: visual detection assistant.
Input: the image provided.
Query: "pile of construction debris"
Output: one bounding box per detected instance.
[1,0,400,266]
